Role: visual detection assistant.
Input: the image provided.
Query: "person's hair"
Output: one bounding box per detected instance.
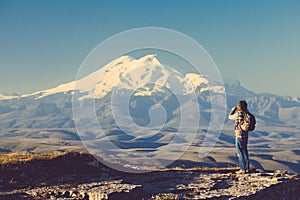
[238,100,248,112]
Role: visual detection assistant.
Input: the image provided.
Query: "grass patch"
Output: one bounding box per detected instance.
[0,151,85,165]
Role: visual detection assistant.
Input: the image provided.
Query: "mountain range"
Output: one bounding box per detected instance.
[0,54,299,129]
[0,54,299,173]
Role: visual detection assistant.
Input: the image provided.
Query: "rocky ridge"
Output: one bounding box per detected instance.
[1,170,299,199]
[0,152,299,199]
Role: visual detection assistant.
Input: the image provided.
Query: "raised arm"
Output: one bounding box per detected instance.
[228,106,238,120]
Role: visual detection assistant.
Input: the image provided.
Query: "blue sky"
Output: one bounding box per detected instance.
[0,0,299,97]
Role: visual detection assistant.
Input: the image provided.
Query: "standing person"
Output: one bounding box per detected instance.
[229,100,255,174]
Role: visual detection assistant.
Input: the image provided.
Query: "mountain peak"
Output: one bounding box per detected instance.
[224,78,241,87]
[224,78,254,97]
[138,54,161,64]
[110,54,161,67]
[15,54,221,99]
[109,55,133,65]
[0,93,18,100]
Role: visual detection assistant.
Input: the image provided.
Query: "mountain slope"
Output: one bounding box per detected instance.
[18,54,220,100]
[0,55,299,173]
[0,93,18,100]
[0,54,300,129]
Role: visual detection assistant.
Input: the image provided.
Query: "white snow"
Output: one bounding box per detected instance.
[16,54,223,99]
[0,93,18,100]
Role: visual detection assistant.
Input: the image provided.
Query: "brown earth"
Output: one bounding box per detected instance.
[0,152,299,200]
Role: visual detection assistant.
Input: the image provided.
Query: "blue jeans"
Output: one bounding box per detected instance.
[236,136,249,171]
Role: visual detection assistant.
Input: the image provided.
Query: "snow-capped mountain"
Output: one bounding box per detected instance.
[18,54,220,100]
[0,54,300,129]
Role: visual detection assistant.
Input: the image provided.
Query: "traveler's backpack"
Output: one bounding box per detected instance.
[241,112,256,132]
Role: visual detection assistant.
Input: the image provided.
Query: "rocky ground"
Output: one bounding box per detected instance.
[0,152,299,199]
